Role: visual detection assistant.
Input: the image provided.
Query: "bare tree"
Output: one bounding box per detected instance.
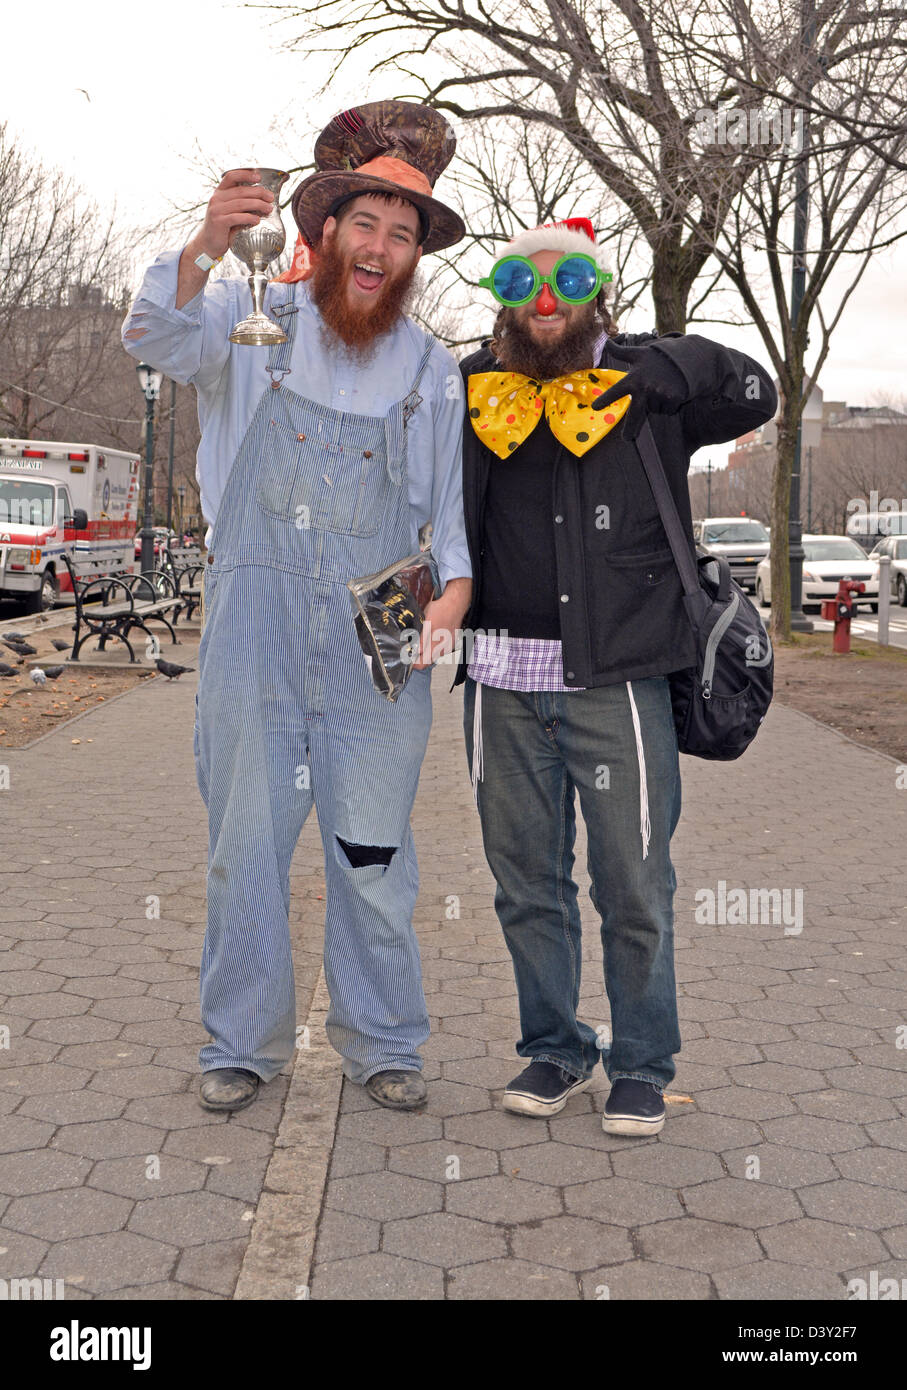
[0,123,138,441]
[253,0,907,636]
[0,125,212,533]
[691,11,907,633]
[261,0,905,331]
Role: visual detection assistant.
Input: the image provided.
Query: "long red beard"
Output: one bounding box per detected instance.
[309,238,419,355]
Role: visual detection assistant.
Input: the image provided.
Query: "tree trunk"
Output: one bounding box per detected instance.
[650,241,690,334]
[770,400,799,641]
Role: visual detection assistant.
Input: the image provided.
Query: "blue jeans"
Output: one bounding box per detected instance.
[463,676,682,1090]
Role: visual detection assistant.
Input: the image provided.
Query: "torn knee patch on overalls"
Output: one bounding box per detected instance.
[336,836,397,869]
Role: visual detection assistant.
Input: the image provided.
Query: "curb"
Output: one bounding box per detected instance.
[771,697,903,767]
[234,968,344,1301]
[6,674,161,752]
[4,633,202,752]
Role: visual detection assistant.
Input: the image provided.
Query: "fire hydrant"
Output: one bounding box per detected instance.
[821,578,865,653]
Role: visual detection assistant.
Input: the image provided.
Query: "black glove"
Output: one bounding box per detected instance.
[591,339,689,442]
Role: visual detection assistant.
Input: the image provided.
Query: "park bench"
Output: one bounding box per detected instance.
[59,554,181,663]
[159,545,203,622]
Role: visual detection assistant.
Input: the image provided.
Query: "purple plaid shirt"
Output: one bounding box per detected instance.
[465,329,608,693]
[467,633,586,691]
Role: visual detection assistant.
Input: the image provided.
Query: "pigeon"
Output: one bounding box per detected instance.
[43,665,65,679]
[0,662,17,677]
[30,667,47,685]
[156,658,195,680]
[51,639,71,652]
[2,631,27,641]
[4,639,36,656]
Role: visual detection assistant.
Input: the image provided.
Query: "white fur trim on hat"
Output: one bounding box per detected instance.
[505,224,611,274]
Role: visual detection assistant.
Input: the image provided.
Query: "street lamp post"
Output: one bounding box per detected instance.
[177,484,186,547]
[166,378,176,537]
[136,362,164,575]
[787,0,815,633]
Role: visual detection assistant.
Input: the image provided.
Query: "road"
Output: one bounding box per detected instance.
[754,598,907,651]
[2,586,906,653]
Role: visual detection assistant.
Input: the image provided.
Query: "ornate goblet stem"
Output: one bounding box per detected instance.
[227,167,290,346]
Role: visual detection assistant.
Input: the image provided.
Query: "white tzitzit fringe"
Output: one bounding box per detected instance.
[471,680,484,803]
[626,681,650,860]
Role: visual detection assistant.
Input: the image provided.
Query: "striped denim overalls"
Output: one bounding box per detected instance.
[194,284,435,1085]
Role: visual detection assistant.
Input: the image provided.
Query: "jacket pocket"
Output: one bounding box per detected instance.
[587,548,685,674]
[608,546,674,584]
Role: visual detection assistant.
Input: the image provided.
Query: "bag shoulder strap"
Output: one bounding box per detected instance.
[635,420,701,598]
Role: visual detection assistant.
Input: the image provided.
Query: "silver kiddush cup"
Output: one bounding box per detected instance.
[227,168,289,345]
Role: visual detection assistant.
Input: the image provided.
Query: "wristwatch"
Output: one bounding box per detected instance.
[193,250,223,272]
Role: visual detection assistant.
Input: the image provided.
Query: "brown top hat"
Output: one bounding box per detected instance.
[291,100,465,255]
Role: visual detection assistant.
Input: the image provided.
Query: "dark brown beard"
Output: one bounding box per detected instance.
[309,236,419,357]
[491,304,600,379]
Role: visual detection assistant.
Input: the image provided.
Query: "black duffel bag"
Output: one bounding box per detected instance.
[636,421,773,760]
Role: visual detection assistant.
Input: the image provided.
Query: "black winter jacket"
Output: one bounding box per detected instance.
[451,331,778,689]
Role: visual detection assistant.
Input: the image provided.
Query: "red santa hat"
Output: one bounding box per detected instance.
[503,216,612,275]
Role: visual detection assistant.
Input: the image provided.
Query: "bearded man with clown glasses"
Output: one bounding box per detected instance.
[452,217,776,1135]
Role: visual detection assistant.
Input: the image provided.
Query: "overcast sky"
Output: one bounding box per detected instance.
[7,0,906,481]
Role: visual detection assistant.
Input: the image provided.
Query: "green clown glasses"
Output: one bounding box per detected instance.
[479,253,613,307]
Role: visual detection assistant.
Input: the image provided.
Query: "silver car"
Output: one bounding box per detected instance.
[869,535,907,606]
[693,516,770,593]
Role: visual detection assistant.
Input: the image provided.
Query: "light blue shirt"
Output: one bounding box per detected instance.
[121,250,471,588]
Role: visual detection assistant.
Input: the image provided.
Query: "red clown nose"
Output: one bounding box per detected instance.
[535,282,558,316]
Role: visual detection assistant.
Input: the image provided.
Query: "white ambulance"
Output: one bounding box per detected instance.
[0,439,140,612]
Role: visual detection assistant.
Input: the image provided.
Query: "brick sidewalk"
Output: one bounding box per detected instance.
[0,634,325,1299]
[0,652,905,1300]
[306,683,907,1300]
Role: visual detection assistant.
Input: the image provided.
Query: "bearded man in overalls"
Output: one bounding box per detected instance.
[122,102,472,1113]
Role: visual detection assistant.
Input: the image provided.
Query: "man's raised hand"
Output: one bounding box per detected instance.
[197,168,275,261]
[591,340,689,443]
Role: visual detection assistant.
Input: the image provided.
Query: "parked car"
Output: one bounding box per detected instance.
[692,516,770,593]
[755,535,880,611]
[845,508,907,553]
[869,535,907,606]
[134,527,178,561]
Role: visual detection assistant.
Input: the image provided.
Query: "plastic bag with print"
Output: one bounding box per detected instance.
[347,548,441,702]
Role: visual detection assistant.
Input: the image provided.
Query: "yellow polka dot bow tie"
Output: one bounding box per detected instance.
[467,369,631,459]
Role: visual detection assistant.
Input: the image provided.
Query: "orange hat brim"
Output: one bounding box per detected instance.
[290,169,465,255]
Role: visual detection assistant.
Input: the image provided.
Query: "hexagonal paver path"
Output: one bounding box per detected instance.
[0,633,324,1299]
[307,688,907,1300]
[2,632,905,1301]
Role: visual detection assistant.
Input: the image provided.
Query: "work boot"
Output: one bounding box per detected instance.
[199,1067,261,1112]
[364,1070,427,1110]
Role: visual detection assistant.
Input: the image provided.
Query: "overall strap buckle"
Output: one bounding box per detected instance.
[266,290,299,389]
[401,389,423,424]
[401,333,436,425]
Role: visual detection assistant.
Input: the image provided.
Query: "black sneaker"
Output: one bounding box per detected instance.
[602,1078,665,1135]
[503,1060,591,1117]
